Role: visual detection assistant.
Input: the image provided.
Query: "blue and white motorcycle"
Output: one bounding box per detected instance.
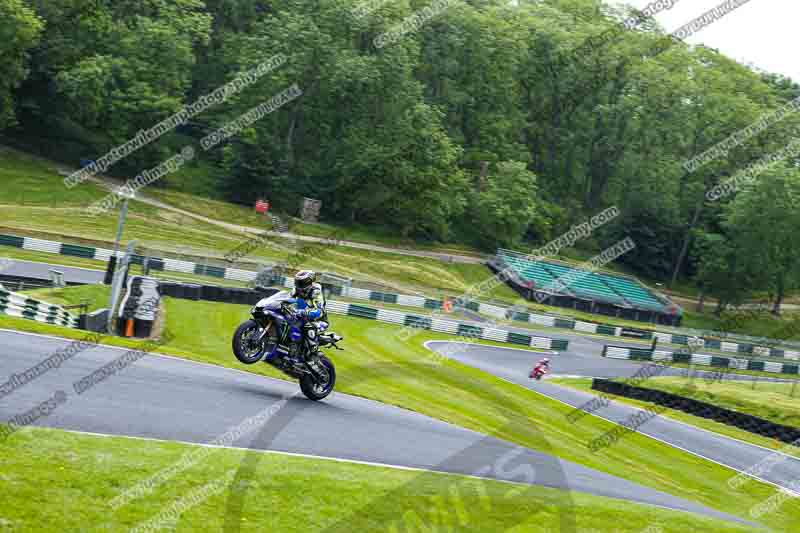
[232,291,342,401]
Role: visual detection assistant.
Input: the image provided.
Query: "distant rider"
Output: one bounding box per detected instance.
[291,270,327,360]
[530,357,550,378]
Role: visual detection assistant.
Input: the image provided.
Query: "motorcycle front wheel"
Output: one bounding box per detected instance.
[232,319,271,364]
[299,355,336,401]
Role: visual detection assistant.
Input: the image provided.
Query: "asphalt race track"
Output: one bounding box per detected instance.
[0,329,752,526]
[0,259,106,285]
[427,341,800,495]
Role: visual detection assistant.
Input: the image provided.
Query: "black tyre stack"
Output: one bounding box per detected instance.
[591,378,800,445]
[117,276,161,338]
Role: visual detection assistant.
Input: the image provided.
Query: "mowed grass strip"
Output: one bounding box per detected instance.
[0,296,796,529]
[0,204,254,257]
[0,146,109,206]
[0,427,752,532]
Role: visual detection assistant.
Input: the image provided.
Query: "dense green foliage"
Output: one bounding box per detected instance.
[2,0,800,311]
[0,0,42,129]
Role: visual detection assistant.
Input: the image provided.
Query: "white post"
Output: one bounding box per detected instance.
[108,240,137,334]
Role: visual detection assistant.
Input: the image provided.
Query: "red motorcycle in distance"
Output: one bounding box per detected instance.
[530,360,550,381]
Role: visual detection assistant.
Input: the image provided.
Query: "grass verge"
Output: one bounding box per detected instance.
[21,284,111,313]
[0,427,753,532]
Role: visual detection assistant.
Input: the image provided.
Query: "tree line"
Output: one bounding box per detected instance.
[1,0,799,313]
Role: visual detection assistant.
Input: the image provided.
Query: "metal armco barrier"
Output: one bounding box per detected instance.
[325,301,569,351]
[592,378,800,446]
[2,231,797,356]
[602,345,800,375]
[149,280,569,352]
[0,284,79,328]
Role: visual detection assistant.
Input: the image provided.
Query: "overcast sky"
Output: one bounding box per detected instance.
[607,0,799,83]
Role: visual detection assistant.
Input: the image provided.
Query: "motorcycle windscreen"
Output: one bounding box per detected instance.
[255,291,296,310]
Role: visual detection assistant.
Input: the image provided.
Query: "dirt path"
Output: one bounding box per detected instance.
[667,292,800,313]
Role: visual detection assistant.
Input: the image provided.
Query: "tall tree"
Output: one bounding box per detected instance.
[726,163,800,314]
[0,0,43,129]
[467,161,542,249]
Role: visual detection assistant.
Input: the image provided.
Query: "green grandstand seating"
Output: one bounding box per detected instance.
[504,256,559,287]
[498,252,666,311]
[602,275,664,310]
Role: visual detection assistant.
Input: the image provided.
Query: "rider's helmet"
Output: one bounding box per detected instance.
[294,270,316,299]
[541,358,550,365]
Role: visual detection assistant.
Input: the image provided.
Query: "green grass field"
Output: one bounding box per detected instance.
[0,294,798,530]
[0,427,752,532]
